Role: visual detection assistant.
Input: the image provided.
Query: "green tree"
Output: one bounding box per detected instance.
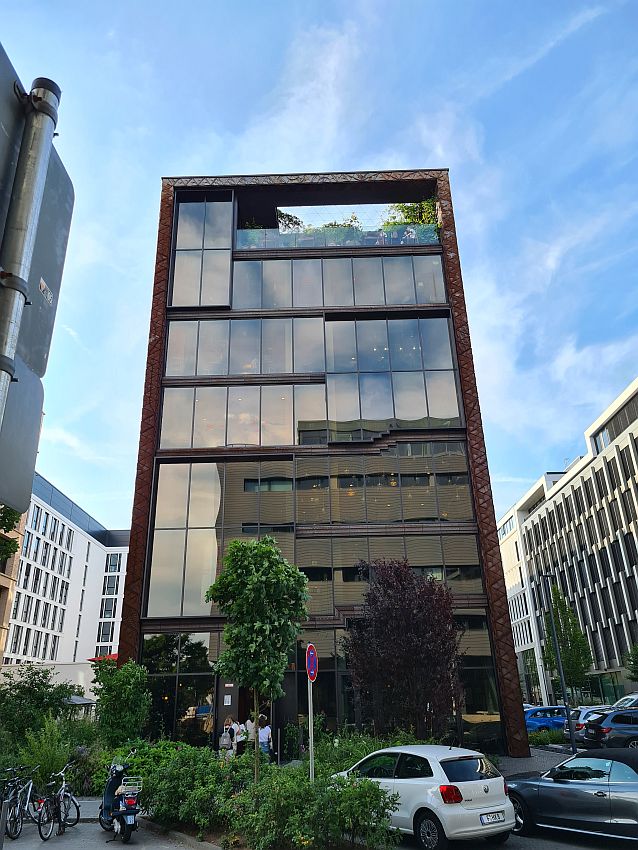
[92,659,152,747]
[383,199,438,226]
[0,665,82,747]
[205,536,308,782]
[624,644,638,682]
[0,505,21,563]
[542,585,593,698]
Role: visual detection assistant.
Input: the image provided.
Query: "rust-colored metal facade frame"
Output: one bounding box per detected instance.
[119,168,529,757]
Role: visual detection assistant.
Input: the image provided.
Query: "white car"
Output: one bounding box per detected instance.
[334,744,514,849]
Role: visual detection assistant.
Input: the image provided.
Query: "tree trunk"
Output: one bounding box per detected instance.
[253,688,260,784]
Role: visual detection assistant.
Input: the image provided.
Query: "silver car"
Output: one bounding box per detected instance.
[563,705,611,745]
[508,748,638,841]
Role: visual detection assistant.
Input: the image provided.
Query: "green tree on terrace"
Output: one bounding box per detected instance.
[542,584,593,699]
[624,644,638,682]
[0,505,21,563]
[383,198,438,226]
[206,536,308,782]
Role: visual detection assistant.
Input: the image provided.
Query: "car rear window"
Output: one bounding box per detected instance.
[570,710,580,721]
[586,713,608,724]
[441,757,501,782]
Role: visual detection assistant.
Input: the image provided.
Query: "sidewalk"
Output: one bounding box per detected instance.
[499,746,568,777]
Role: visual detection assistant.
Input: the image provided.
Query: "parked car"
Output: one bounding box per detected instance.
[611,693,638,710]
[583,708,638,749]
[334,745,514,849]
[508,748,638,840]
[524,706,568,732]
[563,706,611,745]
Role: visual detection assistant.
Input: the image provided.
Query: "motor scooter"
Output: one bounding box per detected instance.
[98,749,142,843]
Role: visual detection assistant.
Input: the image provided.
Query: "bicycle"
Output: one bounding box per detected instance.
[16,764,42,826]
[37,763,80,841]
[2,766,24,840]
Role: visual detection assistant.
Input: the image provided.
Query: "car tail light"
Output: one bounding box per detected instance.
[439,785,463,804]
[575,723,584,731]
[601,727,612,734]
[124,797,137,807]
[503,780,509,796]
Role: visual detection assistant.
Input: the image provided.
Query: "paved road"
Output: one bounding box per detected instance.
[10,819,634,850]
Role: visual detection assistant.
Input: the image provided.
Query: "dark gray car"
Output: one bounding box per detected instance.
[507,749,638,841]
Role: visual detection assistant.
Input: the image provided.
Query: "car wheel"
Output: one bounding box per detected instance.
[415,811,448,850]
[488,831,510,845]
[626,739,638,749]
[510,794,534,836]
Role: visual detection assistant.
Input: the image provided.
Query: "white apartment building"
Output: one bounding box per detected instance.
[499,378,638,705]
[3,472,129,667]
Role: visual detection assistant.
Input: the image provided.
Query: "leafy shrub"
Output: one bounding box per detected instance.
[91,738,184,799]
[317,775,400,850]
[312,728,422,777]
[528,729,565,746]
[92,660,151,748]
[19,715,71,789]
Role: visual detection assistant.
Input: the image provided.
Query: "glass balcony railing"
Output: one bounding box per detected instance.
[235,223,439,251]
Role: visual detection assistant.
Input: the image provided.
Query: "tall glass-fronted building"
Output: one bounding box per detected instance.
[121,170,527,756]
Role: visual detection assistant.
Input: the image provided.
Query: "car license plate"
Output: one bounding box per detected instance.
[126,815,135,824]
[481,812,505,825]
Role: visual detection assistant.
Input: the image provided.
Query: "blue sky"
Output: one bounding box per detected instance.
[2,0,637,528]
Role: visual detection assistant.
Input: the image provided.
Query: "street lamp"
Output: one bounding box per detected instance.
[539,572,577,754]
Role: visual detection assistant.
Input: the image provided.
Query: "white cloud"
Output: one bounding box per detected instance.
[40,425,110,464]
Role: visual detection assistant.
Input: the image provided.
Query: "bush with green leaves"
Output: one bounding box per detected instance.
[528,729,565,746]
[227,765,399,850]
[89,738,184,798]
[92,659,152,748]
[312,728,422,777]
[19,715,72,789]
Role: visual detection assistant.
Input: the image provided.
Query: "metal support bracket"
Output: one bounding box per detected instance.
[0,270,29,299]
[0,355,17,380]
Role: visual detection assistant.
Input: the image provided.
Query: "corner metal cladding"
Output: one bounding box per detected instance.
[437,172,529,757]
[120,169,529,757]
[0,77,60,428]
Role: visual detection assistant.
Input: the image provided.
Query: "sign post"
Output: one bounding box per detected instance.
[306,643,318,781]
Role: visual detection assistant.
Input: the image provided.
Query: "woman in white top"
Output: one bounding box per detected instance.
[258,714,271,755]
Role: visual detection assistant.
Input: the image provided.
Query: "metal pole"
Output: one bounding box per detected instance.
[0,798,9,850]
[307,677,315,782]
[0,77,60,429]
[542,573,577,754]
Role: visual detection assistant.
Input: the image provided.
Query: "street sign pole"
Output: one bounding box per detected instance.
[306,643,318,782]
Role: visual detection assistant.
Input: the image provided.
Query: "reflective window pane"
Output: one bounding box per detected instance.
[420,318,453,369]
[294,318,325,372]
[224,462,259,528]
[294,384,327,446]
[229,319,261,374]
[147,529,185,617]
[293,259,323,307]
[426,371,460,426]
[353,258,384,305]
[323,258,353,307]
[148,676,177,735]
[176,202,204,249]
[443,535,482,593]
[327,373,360,441]
[296,457,330,524]
[232,261,261,309]
[142,633,178,674]
[227,386,260,445]
[193,387,227,447]
[261,385,293,446]
[197,320,229,375]
[262,319,293,374]
[263,260,292,308]
[360,372,394,434]
[388,319,422,370]
[166,321,197,376]
[433,442,472,520]
[179,634,217,672]
[175,674,214,744]
[413,256,446,303]
[155,464,190,528]
[201,250,231,306]
[383,256,416,304]
[330,457,366,523]
[392,372,428,428]
[189,463,223,528]
[325,321,357,372]
[160,388,193,448]
[260,460,294,526]
[204,201,232,248]
[365,452,401,524]
[183,529,219,615]
[172,251,201,306]
[356,321,390,371]
[369,536,405,561]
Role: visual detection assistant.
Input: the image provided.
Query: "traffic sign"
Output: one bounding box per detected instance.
[306,643,318,682]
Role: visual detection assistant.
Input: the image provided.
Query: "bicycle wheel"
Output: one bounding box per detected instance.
[62,793,80,827]
[6,801,23,839]
[38,800,55,841]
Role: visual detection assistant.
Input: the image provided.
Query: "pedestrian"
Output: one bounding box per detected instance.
[245,713,256,744]
[219,715,235,759]
[258,714,272,757]
[235,720,247,755]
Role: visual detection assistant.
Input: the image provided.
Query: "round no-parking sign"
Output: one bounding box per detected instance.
[306,643,318,682]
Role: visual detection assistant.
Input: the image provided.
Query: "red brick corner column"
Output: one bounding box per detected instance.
[119,181,174,663]
[437,173,529,757]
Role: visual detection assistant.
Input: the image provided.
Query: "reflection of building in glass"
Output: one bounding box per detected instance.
[121,171,526,755]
